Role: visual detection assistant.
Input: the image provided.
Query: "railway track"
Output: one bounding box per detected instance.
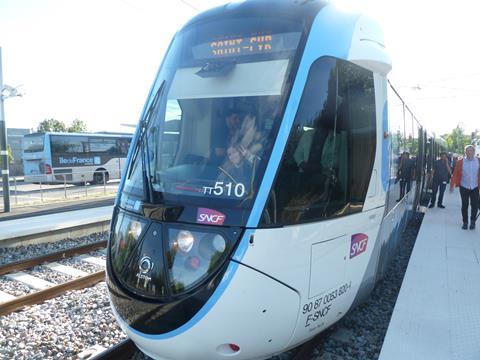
[0,240,107,316]
[90,339,139,360]
[90,338,315,360]
[89,330,329,360]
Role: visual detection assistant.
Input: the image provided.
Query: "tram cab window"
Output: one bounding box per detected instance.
[119,15,304,211]
[145,57,286,208]
[157,100,183,171]
[262,57,376,225]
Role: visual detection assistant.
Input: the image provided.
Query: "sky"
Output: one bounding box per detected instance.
[0,0,479,136]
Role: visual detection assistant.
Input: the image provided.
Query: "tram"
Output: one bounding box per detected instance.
[106,1,446,359]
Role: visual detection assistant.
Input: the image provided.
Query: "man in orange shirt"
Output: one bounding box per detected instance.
[450,145,480,229]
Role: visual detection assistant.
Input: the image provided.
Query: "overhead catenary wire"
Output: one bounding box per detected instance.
[179,0,200,11]
[408,95,480,101]
[417,85,480,93]
[388,80,422,127]
[419,72,480,85]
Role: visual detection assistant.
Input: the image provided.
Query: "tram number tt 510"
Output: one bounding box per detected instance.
[203,182,246,198]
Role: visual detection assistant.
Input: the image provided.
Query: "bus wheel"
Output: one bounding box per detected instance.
[93,171,109,184]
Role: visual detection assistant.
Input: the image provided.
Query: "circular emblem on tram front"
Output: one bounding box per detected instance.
[139,256,154,274]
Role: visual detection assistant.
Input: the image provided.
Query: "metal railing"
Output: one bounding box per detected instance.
[0,170,120,210]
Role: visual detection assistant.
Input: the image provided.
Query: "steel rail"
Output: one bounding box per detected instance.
[291,336,320,360]
[0,240,107,276]
[0,270,105,316]
[90,339,138,360]
[291,328,334,360]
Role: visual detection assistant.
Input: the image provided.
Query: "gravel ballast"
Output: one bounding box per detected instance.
[0,232,108,266]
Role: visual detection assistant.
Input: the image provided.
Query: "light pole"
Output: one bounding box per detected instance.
[0,47,10,212]
[0,47,22,212]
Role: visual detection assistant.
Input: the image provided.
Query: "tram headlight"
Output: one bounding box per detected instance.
[176,230,195,252]
[167,228,231,295]
[128,220,143,240]
[212,234,226,253]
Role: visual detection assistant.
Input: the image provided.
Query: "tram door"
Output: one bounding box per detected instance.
[274,57,376,301]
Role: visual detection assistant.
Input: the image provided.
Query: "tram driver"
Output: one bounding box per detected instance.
[212,107,264,165]
[217,144,253,187]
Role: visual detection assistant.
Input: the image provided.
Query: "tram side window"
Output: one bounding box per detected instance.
[386,92,405,213]
[262,57,376,225]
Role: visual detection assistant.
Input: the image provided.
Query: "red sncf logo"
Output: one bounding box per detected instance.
[350,233,368,259]
[196,208,226,225]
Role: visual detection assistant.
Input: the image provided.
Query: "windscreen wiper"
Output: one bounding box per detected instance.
[138,81,166,203]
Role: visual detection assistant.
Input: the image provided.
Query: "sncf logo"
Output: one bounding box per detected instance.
[350,233,368,259]
[196,208,226,225]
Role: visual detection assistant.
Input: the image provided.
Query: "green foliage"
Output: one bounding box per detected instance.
[37,118,88,133]
[0,144,13,167]
[68,119,88,133]
[7,144,13,163]
[441,124,472,154]
[37,118,67,132]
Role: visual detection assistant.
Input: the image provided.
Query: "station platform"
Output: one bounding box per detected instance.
[0,206,113,244]
[379,189,480,360]
[0,197,114,222]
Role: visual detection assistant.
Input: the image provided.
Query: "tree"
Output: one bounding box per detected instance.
[68,119,88,133]
[36,118,88,133]
[0,145,14,167]
[37,118,67,132]
[442,124,471,154]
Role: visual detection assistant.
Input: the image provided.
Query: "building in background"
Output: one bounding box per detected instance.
[7,128,31,176]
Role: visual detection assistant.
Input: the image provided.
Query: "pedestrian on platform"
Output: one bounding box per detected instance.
[429,152,452,208]
[449,144,480,230]
[396,151,415,201]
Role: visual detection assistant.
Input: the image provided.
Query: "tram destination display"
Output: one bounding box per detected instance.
[192,32,301,60]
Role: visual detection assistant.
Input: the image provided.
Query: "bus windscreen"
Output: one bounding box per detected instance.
[23,135,45,153]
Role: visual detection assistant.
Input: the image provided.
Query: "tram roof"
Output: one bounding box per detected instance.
[183,0,330,29]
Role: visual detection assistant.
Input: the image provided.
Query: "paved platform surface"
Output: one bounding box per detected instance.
[0,197,114,221]
[0,206,113,241]
[379,189,480,360]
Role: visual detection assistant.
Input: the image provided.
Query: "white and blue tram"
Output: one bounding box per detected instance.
[106,1,446,359]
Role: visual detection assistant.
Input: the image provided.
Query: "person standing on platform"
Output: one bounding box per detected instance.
[396,151,415,201]
[429,152,452,208]
[449,145,480,230]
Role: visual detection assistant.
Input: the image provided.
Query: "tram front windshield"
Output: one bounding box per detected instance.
[124,17,303,210]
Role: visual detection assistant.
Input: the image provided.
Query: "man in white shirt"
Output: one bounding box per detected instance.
[450,145,480,229]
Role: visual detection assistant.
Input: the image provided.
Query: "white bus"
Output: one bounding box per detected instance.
[23,132,132,184]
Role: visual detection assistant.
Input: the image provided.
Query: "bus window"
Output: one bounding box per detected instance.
[51,135,87,153]
[118,138,131,156]
[88,138,118,154]
[23,134,45,153]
